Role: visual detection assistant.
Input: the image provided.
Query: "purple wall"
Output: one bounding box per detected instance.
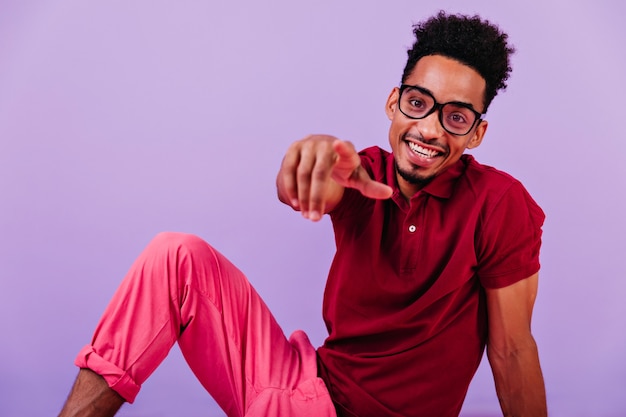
[1,1,624,416]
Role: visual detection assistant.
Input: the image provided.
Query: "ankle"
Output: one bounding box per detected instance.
[58,369,125,417]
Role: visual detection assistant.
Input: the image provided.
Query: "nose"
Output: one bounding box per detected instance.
[415,110,445,140]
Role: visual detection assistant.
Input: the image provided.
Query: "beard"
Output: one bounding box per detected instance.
[394,132,449,188]
[394,159,435,187]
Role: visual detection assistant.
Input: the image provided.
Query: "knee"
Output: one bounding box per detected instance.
[146,232,226,301]
[143,232,219,287]
[151,232,208,249]
[144,232,214,261]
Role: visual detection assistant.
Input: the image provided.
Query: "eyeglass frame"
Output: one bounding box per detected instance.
[397,84,485,136]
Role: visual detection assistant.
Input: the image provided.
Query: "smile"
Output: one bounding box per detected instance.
[408,141,442,158]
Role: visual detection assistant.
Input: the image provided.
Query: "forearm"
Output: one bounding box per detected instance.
[487,338,547,417]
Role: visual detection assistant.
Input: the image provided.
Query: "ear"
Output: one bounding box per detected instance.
[466,119,488,149]
[385,87,400,120]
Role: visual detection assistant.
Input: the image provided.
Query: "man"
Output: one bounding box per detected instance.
[59,11,547,417]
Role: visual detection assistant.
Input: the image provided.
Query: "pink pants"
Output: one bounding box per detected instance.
[75,232,336,417]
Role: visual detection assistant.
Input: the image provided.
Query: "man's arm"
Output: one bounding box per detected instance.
[276,135,392,221]
[485,272,548,417]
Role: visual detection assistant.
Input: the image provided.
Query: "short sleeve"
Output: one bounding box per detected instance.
[475,181,545,289]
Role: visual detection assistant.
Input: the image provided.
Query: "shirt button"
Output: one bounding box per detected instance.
[408,224,417,233]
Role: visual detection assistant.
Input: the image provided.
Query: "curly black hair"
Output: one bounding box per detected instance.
[402,11,515,112]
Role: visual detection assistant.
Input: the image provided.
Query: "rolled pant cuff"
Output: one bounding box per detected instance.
[74,345,141,403]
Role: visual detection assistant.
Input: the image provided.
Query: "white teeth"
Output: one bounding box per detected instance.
[408,141,439,158]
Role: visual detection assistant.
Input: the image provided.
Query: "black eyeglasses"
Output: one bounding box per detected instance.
[398,84,484,136]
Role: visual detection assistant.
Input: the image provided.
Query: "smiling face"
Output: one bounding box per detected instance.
[386,54,489,199]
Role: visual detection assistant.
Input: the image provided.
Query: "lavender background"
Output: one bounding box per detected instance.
[1,1,625,416]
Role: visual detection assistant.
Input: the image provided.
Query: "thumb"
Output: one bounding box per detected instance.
[350,166,394,200]
[331,140,393,200]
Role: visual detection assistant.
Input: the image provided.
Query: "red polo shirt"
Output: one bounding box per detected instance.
[317,146,544,417]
